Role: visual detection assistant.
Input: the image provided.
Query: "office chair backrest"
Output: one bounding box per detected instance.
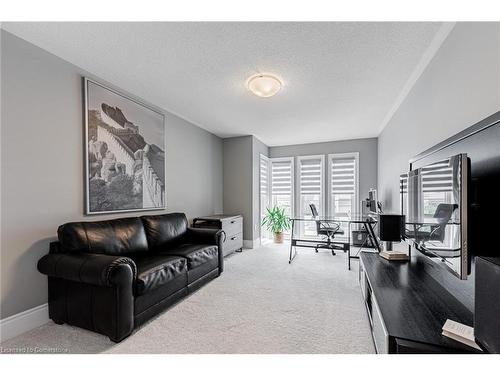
[309,204,319,217]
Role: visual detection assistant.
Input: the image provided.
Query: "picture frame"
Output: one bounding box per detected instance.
[84,77,166,214]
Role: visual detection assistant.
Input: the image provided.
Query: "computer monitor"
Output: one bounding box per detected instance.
[368,189,378,214]
[369,199,377,214]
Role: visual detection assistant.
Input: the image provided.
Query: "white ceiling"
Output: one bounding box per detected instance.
[3,22,444,146]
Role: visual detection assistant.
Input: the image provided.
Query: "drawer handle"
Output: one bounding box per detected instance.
[230,220,236,224]
[230,236,236,241]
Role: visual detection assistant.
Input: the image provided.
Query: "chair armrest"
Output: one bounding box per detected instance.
[185,227,224,273]
[319,221,340,232]
[37,252,137,287]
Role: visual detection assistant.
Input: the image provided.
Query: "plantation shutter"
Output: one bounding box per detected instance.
[271,160,293,195]
[299,157,322,195]
[330,157,356,195]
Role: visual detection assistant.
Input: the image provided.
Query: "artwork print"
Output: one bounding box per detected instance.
[84,78,166,214]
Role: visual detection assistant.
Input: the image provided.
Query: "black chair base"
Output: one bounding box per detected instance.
[315,242,345,256]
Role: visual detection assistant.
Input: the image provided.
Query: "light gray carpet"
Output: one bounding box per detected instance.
[1,244,374,354]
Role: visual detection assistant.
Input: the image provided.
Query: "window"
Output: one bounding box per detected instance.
[270,157,294,218]
[260,152,362,242]
[328,153,359,237]
[298,155,324,237]
[260,156,294,239]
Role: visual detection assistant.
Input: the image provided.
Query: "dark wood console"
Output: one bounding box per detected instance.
[359,252,482,353]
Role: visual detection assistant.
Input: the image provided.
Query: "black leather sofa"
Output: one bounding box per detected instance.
[37,212,223,342]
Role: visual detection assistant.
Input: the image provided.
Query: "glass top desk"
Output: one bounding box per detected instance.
[289,215,380,269]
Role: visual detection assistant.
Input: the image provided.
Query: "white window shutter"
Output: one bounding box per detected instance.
[329,153,359,217]
[299,157,322,195]
[331,157,356,195]
[260,155,269,196]
[271,160,293,195]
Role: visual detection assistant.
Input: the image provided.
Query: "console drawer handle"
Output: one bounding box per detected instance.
[230,236,236,240]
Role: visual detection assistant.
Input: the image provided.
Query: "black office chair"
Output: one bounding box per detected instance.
[309,204,345,256]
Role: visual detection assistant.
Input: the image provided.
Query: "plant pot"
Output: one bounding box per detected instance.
[273,232,284,243]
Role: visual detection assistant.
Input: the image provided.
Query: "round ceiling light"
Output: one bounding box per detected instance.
[246,73,282,98]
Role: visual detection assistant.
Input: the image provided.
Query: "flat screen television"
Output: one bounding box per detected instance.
[401,153,470,279]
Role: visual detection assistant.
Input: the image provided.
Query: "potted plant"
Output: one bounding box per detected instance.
[261,206,291,243]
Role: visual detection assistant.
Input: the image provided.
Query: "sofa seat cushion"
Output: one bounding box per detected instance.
[163,244,218,270]
[129,254,187,296]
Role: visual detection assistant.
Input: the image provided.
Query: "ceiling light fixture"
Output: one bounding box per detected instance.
[246,73,282,98]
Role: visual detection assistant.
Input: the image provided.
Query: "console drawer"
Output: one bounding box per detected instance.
[221,217,243,237]
[223,231,243,256]
[192,215,243,257]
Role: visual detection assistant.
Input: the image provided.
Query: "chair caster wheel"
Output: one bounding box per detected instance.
[331,251,336,256]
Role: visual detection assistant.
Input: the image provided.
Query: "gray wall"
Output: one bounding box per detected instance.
[269,138,378,204]
[222,135,268,243]
[378,23,500,212]
[0,31,223,319]
[222,136,253,241]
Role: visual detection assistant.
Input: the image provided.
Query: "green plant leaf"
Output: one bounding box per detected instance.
[261,205,291,234]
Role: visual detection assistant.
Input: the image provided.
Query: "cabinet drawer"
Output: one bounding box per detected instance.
[221,217,243,237]
[223,231,243,256]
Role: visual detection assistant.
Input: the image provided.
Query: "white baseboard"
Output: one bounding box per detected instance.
[0,304,49,342]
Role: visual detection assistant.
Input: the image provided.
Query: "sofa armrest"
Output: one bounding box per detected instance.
[37,252,137,287]
[186,227,223,245]
[185,227,224,273]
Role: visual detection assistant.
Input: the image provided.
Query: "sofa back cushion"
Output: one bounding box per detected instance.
[58,217,149,255]
[141,213,188,250]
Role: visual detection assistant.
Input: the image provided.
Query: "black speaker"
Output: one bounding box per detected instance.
[378,214,405,242]
[475,257,500,353]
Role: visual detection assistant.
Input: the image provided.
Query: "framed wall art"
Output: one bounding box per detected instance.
[84,78,166,214]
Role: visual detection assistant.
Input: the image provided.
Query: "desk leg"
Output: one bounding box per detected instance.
[289,219,295,264]
[365,222,380,252]
[347,222,351,270]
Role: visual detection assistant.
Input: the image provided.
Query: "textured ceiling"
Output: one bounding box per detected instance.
[2,22,444,146]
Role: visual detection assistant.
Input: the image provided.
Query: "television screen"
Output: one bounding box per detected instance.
[401,153,469,279]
